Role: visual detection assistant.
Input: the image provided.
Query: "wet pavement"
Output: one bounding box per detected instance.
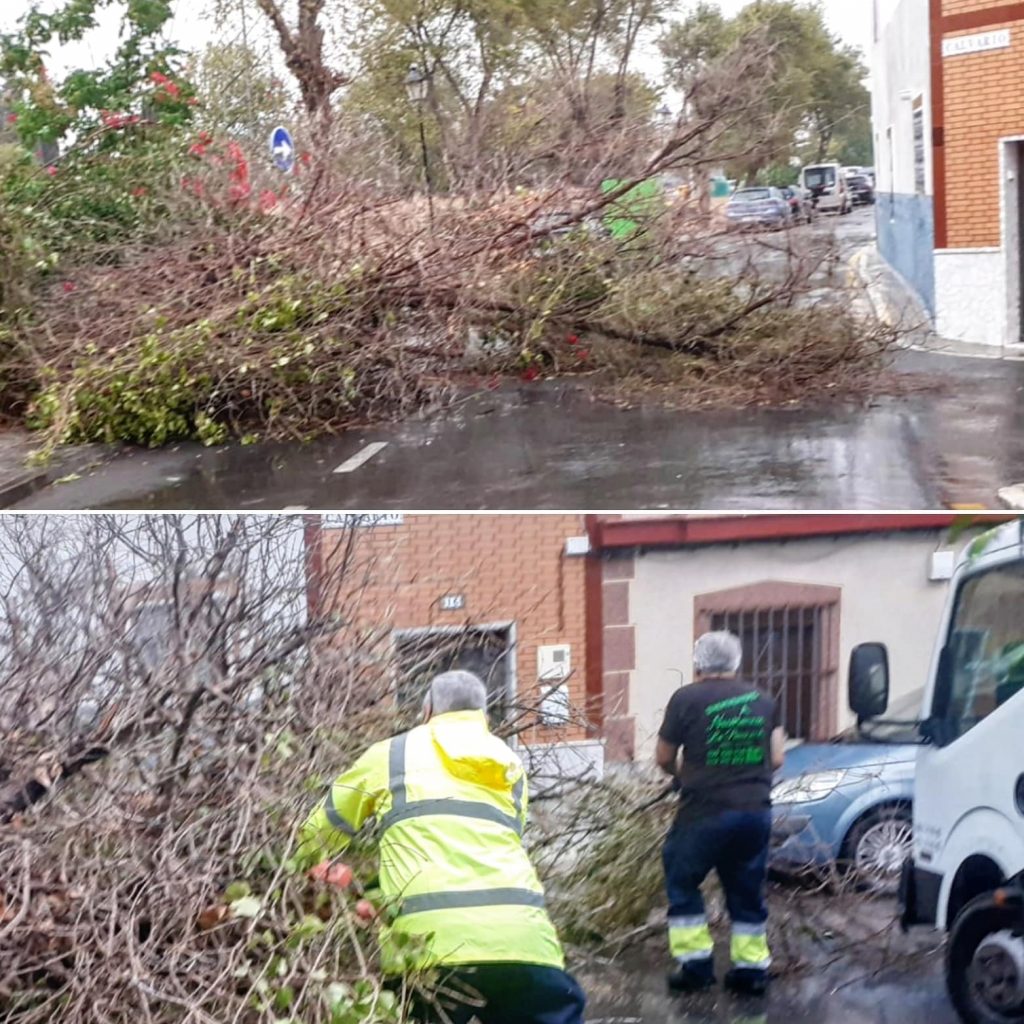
[13,344,1024,510]
[578,886,954,1024]
[581,951,955,1024]
[12,208,1024,511]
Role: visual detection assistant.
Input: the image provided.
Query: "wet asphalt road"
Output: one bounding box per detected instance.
[13,208,1024,511]
[15,346,1024,510]
[582,958,956,1024]
[579,915,954,1024]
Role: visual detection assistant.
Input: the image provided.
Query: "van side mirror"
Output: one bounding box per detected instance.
[848,643,890,721]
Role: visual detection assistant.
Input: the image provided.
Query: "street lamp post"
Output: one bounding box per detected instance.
[404,63,434,228]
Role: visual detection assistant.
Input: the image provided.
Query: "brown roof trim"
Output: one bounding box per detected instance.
[592,514,1013,551]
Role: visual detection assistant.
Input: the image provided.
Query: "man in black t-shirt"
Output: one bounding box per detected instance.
[655,631,785,998]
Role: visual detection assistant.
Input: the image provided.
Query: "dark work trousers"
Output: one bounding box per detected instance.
[411,963,587,1024]
[662,809,772,976]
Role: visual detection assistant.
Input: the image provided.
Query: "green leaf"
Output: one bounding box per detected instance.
[324,982,351,1009]
[225,881,251,902]
[229,895,262,919]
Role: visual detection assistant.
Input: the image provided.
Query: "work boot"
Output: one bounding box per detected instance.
[724,967,769,997]
[667,959,715,993]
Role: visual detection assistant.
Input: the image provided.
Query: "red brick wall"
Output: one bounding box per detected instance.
[935,2,1024,248]
[313,514,591,743]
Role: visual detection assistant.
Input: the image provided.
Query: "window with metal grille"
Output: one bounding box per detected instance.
[696,583,840,741]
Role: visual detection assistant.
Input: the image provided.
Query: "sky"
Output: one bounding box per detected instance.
[2,0,877,82]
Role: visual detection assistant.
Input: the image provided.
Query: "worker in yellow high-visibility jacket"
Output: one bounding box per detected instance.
[298,669,586,1024]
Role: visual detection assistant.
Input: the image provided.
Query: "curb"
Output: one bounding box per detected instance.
[997,484,1024,510]
[0,469,49,508]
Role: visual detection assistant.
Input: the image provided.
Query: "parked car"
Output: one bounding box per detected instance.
[798,162,851,214]
[724,186,792,230]
[781,185,815,224]
[846,173,876,205]
[770,688,920,893]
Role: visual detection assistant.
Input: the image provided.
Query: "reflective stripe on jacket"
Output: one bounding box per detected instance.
[299,709,565,971]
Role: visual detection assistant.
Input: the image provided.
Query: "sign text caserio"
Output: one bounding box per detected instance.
[942,29,1011,58]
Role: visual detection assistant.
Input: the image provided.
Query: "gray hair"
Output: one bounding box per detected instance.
[693,631,743,677]
[425,670,488,715]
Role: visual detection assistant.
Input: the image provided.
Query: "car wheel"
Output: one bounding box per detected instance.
[947,893,1024,1024]
[843,804,913,895]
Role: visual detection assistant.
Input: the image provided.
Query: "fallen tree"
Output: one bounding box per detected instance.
[1,23,900,454]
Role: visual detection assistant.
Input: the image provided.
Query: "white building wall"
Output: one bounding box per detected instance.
[626,532,958,761]
[871,0,937,316]
[935,250,1006,347]
[872,0,932,198]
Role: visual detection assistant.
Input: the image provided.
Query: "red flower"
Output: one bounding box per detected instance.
[164,81,181,100]
[258,188,278,213]
[188,142,207,158]
[565,333,579,345]
[228,182,252,203]
[198,131,213,144]
[5,113,16,125]
[131,187,148,197]
[62,281,76,293]
[150,71,170,86]
[521,366,540,382]
[45,165,57,176]
[576,348,590,361]
[299,152,312,165]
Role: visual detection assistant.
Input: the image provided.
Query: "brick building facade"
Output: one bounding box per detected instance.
[305,514,602,758]
[305,513,1005,775]
[873,0,1024,348]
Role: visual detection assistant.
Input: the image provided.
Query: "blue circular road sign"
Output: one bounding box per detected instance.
[270,125,295,173]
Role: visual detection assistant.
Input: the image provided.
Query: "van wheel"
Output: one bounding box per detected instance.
[843,805,913,895]
[947,893,1024,1024]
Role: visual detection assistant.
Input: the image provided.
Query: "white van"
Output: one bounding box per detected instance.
[850,519,1024,1024]
[799,163,850,214]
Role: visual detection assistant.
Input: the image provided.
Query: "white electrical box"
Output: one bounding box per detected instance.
[564,535,591,556]
[539,684,571,726]
[930,550,955,581]
[537,644,571,682]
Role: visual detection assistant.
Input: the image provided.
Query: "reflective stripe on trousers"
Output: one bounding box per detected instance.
[668,914,714,963]
[730,921,771,969]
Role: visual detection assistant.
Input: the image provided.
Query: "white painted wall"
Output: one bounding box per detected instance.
[626,532,960,761]
[934,250,1007,346]
[871,0,931,196]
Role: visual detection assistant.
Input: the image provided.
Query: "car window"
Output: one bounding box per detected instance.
[943,562,1024,740]
[733,189,770,201]
[803,167,835,188]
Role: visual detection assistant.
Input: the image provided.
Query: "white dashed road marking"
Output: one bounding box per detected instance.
[332,441,388,474]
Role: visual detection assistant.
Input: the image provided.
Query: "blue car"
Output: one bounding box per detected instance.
[770,690,920,893]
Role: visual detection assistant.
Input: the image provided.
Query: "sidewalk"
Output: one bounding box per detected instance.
[849,242,1022,359]
[852,243,1024,509]
[0,430,114,509]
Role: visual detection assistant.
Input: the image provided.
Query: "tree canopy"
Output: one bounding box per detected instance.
[660,0,871,178]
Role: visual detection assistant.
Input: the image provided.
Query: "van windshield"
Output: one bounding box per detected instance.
[804,167,836,188]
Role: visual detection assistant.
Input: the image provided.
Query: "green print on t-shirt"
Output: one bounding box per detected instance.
[704,691,766,767]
